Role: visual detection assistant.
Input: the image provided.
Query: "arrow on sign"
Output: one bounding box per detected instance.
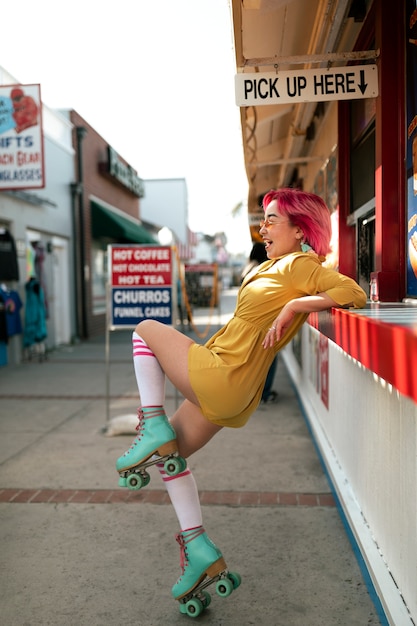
[358,70,367,95]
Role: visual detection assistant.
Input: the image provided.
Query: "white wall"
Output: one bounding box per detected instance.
[140,178,188,243]
[284,325,417,626]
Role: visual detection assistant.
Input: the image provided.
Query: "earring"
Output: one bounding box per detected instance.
[301,242,312,253]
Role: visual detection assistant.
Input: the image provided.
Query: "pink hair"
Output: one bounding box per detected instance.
[262,188,332,257]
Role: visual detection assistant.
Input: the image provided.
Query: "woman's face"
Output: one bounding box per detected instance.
[259,199,303,259]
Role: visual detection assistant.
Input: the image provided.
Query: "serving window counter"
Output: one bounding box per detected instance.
[283,303,417,626]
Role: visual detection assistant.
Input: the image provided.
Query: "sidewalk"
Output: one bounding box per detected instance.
[0,289,381,625]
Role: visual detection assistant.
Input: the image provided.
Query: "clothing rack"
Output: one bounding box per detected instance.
[23,340,47,363]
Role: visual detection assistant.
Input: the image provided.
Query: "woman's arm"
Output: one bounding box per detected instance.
[262,292,339,348]
[263,257,367,349]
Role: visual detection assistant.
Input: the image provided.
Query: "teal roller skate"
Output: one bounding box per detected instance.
[116,407,187,490]
[172,527,241,618]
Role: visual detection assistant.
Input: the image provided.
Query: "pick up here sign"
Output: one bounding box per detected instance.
[235,65,378,106]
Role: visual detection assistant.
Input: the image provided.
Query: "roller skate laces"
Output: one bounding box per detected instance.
[176,527,206,580]
[116,407,186,489]
[122,407,161,457]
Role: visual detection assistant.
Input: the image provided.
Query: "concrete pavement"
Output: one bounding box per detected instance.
[0,289,381,625]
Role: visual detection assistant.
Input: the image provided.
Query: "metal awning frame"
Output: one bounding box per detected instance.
[241,48,380,68]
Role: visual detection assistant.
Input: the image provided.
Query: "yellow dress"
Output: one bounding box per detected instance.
[188,252,367,428]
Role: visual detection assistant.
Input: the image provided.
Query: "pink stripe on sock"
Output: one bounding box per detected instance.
[132,339,155,358]
[160,469,191,482]
[133,350,156,358]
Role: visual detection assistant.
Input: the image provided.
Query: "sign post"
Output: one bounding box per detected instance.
[105,244,176,425]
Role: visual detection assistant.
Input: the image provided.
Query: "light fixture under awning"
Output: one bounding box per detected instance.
[91,201,157,244]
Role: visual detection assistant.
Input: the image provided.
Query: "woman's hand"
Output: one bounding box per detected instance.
[262,302,297,348]
[262,293,339,349]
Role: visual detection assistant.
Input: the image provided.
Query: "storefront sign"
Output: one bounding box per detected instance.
[0,84,45,190]
[235,65,378,106]
[107,146,144,197]
[108,244,173,327]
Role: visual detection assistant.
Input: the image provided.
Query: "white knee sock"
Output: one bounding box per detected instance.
[156,462,203,531]
[132,331,165,407]
[133,330,202,531]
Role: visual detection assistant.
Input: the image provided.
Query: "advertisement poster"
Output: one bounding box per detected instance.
[108,245,173,328]
[319,334,329,409]
[406,1,417,295]
[308,329,329,410]
[0,84,45,190]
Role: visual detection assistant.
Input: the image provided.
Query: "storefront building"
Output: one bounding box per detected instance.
[231,1,416,623]
[0,70,76,365]
[63,110,156,339]
[0,68,157,365]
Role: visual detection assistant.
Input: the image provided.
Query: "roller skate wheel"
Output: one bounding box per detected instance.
[216,576,234,597]
[164,457,182,476]
[201,590,211,608]
[126,471,150,490]
[177,456,187,472]
[183,597,204,618]
[228,571,242,589]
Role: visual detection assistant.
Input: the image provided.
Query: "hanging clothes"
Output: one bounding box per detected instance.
[26,243,36,278]
[0,292,8,366]
[23,278,47,347]
[0,286,23,338]
[33,242,48,317]
[0,292,7,343]
[0,229,19,281]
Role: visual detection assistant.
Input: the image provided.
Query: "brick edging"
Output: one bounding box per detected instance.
[0,488,335,507]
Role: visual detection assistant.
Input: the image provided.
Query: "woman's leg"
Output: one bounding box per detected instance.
[154,398,221,527]
[117,319,222,475]
[121,319,222,503]
[116,320,228,600]
[261,355,278,402]
[155,401,226,602]
[128,319,222,459]
[135,319,201,405]
[170,399,222,458]
[116,320,202,474]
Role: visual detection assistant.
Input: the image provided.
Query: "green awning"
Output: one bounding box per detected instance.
[91,201,157,244]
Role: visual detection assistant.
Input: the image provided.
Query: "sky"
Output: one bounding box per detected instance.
[1,0,252,255]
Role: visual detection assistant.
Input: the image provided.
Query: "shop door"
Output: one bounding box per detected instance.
[52,237,71,345]
[358,210,375,294]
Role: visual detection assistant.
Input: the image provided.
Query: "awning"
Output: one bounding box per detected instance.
[91,201,157,244]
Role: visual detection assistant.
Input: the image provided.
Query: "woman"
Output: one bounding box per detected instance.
[116,188,367,614]
[240,241,279,403]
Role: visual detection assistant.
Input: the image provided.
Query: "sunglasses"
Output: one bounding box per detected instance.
[259,217,290,228]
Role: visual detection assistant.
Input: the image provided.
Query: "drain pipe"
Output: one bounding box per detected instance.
[70,181,82,341]
[72,126,88,339]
